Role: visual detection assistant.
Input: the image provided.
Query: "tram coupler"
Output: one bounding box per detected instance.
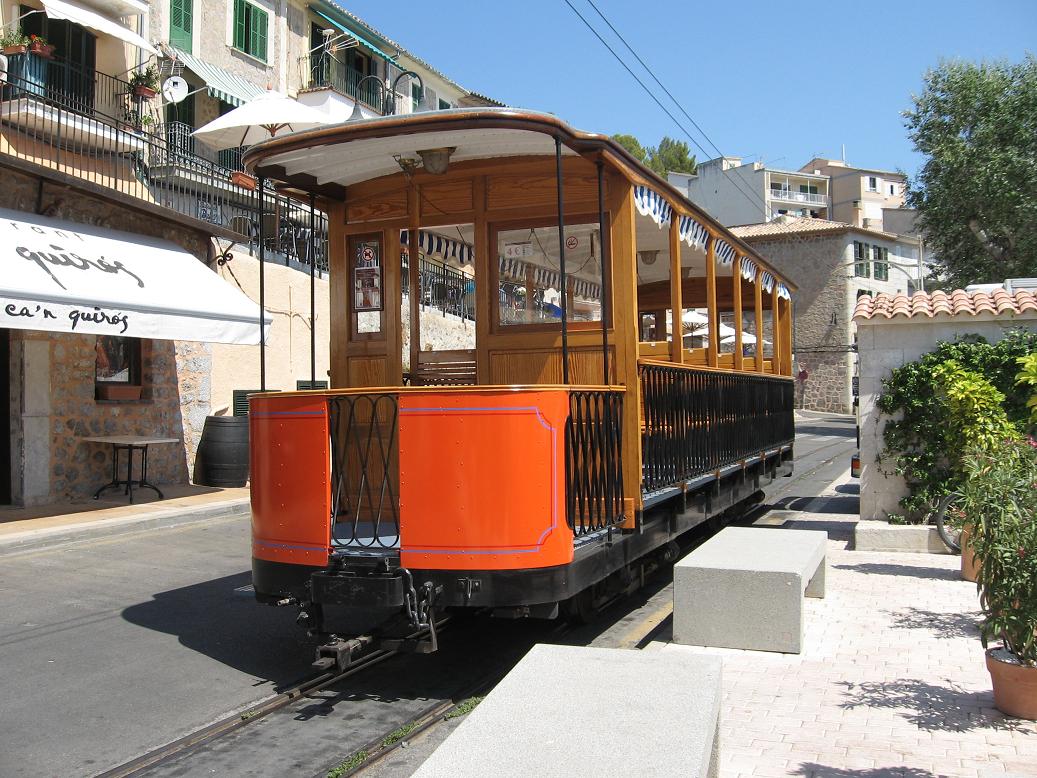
[312,634,375,672]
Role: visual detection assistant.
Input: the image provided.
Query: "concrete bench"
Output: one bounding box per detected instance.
[673,527,827,654]
[412,643,722,778]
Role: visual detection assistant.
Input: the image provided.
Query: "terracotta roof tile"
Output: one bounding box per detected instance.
[853,288,1037,321]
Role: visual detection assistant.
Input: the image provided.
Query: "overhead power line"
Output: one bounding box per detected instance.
[561,0,767,219]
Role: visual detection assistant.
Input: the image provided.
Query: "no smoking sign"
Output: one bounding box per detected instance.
[565,236,578,250]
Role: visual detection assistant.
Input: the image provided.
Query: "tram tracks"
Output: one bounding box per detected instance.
[95,623,444,778]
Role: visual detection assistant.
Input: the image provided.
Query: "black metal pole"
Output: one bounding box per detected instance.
[555,137,569,384]
[258,176,266,391]
[596,158,610,386]
[309,192,316,387]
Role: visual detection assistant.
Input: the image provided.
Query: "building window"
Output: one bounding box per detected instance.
[438,98,451,110]
[889,183,896,196]
[856,289,873,299]
[232,0,268,62]
[799,184,818,194]
[170,0,193,53]
[866,176,878,192]
[95,336,142,400]
[853,241,870,278]
[872,246,889,281]
[411,82,421,112]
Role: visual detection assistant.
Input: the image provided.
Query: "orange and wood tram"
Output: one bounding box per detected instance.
[242,109,795,665]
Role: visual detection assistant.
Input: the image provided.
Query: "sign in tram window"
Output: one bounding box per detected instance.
[495,220,606,329]
[350,236,383,335]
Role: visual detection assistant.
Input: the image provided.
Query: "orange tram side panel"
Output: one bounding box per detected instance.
[398,390,574,571]
[250,394,332,568]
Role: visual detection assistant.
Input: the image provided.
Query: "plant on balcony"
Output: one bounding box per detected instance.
[230,170,257,191]
[0,30,29,55]
[129,66,159,99]
[27,34,54,58]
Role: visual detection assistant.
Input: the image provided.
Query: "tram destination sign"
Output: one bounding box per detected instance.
[504,242,534,259]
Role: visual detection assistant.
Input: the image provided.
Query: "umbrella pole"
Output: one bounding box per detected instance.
[309,192,316,386]
[259,176,267,391]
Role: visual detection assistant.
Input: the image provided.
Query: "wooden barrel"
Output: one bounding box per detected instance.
[194,415,249,487]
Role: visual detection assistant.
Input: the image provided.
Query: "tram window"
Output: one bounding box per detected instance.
[495,220,605,329]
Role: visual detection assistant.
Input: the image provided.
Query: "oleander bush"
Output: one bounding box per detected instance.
[961,437,1037,664]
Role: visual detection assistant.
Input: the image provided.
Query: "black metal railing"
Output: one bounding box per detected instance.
[402,256,476,321]
[639,363,794,493]
[0,62,329,272]
[158,121,246,174]
[328,394,400,549]
[302,53,384,110]
[566,390,625,536]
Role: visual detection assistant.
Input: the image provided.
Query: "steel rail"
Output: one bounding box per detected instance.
[95,621,447,778]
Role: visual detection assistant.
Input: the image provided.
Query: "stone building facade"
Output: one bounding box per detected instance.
[2,165,215,505]
[731,217,921,414]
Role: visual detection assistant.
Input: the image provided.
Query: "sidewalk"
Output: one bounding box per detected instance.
[0,486,250,556]
[652,474,1037,777]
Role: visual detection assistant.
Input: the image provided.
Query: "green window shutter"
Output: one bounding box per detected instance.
[233,0,247,52]
[170,0,193,53]
[253,6,268,61]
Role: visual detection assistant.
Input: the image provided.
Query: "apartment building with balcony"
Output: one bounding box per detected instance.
[0,0,494,507]
[799,157,906,232]
[675,156,831,227]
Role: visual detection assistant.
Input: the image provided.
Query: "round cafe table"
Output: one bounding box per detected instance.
[81,436,180,504]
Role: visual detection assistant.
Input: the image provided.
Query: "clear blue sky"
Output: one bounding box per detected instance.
[343,0,1034,179]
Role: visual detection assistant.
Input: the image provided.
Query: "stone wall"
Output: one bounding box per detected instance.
[2,165,214,504]
[401,298,477,371]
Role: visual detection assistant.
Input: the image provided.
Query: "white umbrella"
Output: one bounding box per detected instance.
[192,90,332,149]
[681,309,708,327]
[693,322,736,339]
[721,332,770,345]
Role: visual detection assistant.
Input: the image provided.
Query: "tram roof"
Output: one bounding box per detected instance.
[243,108,795,291]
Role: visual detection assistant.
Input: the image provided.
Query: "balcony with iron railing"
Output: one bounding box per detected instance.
[767,188,830,206]
[0,55,329,272]
[298,53,409,115]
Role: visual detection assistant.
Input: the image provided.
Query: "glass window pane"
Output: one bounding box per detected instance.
[497,221,604,327]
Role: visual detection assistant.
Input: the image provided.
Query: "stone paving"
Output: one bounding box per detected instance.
[655,483,1037,777]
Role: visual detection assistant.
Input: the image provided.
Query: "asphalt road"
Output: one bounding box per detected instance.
[0,411,856,777]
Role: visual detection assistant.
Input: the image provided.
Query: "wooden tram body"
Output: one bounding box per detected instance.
[242,110,795,651]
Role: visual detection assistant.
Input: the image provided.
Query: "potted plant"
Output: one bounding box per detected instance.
[1,31,28,55]
[27,34,54,58]
[129,66,159,99]
[961,436,1037,719]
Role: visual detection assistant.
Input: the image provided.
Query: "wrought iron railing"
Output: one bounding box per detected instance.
[566,390,625,536]
[639,363,794,493]
[158,121,246,173]
[301,53,384,110]
[0,62,329,272]
[402,256,475,321]
[328,394,400,549]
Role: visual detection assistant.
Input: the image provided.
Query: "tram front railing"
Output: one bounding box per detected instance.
[327,393,400,550]
[566,390,625,536]
[639,363,794,493]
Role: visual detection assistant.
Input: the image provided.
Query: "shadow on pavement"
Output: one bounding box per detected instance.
[832,563,962,582]
[120,571,323,688]
[792,763,937,777]
[886,606,980,640]
[796,424,857,438]
[836,677,1026,733]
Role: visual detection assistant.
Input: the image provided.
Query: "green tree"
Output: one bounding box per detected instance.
[612,133,649,165]
[611,134,697,177]
[647,137,697,176]
[903,57,1037,286]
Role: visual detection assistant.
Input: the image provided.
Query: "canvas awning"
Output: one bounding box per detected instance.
[168,47,265,107]
[0,208,271,344]
[40,0,158,55]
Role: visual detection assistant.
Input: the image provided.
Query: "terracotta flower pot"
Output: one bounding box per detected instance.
[97,384,142,401]
[230,170,257,191]
[960,524,980,582]
[986,649,1037,720]
[133,85,156,99]
[3,44,27,55]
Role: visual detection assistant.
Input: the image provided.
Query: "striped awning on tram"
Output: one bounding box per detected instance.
[713,238,736,266]
[740,257,758,282]
[777,283,791,301]
[633,185,672,226]
[678,214,709,251]
[760,270,776,293]
[497,256,601,299]
[402,229,473,265]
